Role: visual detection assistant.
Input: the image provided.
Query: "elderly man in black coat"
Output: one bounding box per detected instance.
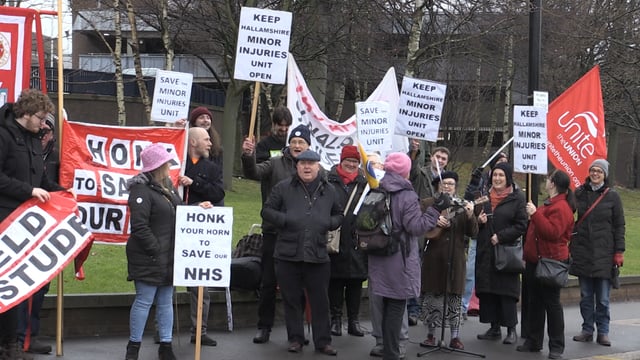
[262,150,343,356]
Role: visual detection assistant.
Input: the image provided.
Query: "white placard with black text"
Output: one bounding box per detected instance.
[173,206,233,287]
[234,7,292,84]
[150,70,193,123]
[513,105,548,174]
[396,77,446,142]
[355,101,393,153]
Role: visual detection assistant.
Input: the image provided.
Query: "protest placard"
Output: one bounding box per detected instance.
[173,206,233,287]
[355,101,392,153]
[150,70,193,123]
[514,105,548,174]
[396,77,446,142]
[234,7,292,84]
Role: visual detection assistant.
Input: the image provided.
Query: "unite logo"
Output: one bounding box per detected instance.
[557,110,601,160]
[0,32,11,70]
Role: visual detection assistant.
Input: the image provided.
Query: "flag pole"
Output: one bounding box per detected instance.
[56,0,64,355]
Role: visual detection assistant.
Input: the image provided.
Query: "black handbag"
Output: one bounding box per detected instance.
[493,237,525,273]
[533,235,569,287]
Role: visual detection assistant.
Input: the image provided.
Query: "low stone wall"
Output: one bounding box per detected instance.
[40,276,640,337]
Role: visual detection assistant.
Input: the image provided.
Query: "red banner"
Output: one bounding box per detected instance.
[0,7,35,104]
[0,192,91,313]
[547,66,607,188]
[59,121,187,243]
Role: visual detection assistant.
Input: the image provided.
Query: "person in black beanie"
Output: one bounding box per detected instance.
[474,162,527,345]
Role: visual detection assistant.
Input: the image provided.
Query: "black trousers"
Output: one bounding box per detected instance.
[0,307,18,345]
[256,232,277,330]
[522,262,565,353]
[275,259,331,349]
[328,278,364,321]
[382,297,406,360]
[478,292,518,328]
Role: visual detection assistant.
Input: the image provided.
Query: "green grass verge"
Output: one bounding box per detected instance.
[50,176,639,294]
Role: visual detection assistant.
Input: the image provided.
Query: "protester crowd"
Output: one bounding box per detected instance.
[0,93,626,360]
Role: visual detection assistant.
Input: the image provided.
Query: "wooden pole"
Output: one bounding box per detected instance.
[247,81,261,140]
[56,0,64,355]
[194,287,204,360]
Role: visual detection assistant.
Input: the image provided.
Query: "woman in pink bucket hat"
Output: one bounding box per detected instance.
[123,143,211,360]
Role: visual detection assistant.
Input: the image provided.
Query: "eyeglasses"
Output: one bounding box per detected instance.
[33,113,47,122]
[589,168,604,174]
[441,181,456,187]
[289,139,307,146]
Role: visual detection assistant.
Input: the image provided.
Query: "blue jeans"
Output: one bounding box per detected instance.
[129,281,174,343]
[461,238,476,313]
[578,277,611,335]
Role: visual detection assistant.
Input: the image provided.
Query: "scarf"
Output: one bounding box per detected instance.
[489,185,512,211]
[336,164,358,185]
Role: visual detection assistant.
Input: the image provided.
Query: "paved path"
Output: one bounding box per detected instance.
[33,301,640,360]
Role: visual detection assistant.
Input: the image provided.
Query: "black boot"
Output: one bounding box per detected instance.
[503,327,517,344]
[125,341,141,360]
[3,342,33,360]
[347,320,365,337]
[330,317,342,336]
[477,323,502,340]
[158,342,176,360]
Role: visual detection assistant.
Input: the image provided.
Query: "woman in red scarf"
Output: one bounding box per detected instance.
[326,146,369,337]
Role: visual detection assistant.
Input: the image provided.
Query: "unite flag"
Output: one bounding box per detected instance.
[546,66,607,189]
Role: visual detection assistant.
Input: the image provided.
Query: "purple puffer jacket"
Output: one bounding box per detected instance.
[367,172,440,300]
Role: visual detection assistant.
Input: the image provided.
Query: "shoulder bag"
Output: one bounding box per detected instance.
[494,236,525,273]
[327,186,358,254]
[534,235,569,288]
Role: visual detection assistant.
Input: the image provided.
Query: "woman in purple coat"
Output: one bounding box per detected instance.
[367,152,451,360]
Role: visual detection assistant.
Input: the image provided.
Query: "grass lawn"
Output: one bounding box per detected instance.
[51,176,640,294]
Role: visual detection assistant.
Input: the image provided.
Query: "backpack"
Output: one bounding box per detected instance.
[355,188,400,256]
[232,233,263,259]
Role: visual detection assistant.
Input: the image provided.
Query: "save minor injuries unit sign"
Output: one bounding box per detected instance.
[173,206,233,287]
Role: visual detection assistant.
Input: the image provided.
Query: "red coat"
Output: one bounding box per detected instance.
[523,193,573,263]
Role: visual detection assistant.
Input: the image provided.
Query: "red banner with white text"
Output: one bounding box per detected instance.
[547,66,607,189]
[0,192,91,313]
[0,7,35,104]
[59,121,187,244]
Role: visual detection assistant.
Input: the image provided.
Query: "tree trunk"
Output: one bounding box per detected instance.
[114,0,125,126]
[405,0,425,78]
[126,0,151,124]
[223,81,245,190]
[160,0,174,70]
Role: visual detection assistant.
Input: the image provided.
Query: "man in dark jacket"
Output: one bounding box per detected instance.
[255,106,292,203]
[0,89,61,360]
[178,127,225,347]
[261,150,343,356]
[16,114,60,355]
[241,124,312,344]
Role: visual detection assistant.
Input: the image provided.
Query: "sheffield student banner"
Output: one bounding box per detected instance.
[0,192,92,313]
[0,7,35,104]
[59,121,187,243]
[547,66,607,189]
[287,56,407,169]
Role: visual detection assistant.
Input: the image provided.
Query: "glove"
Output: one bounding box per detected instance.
[469,167,483,186]
[613,252,624,267]
[432,193,452,212]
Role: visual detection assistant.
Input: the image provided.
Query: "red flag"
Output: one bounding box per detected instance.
[547,66,607,189]
[0,7,35,103]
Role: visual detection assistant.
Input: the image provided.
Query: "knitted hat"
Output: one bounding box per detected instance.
[492,162,513,187]
[489,152,508,169]
[45,113,55,133]
[288,124,311,145]
[431,170,459,187]
[589,159,609,178]
[384,152,411,178]
[296,150,321,162]
[141,143,175,172]
[189,106,212,125]
[340,145,360,162]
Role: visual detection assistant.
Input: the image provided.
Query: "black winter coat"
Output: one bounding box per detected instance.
[0,103,63,220]
[475,186,527,300]
[570,180,625,279]
[184,156,225,206]
[126,174,183,286]
[327,166,368,280]
[261,174,343,263]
